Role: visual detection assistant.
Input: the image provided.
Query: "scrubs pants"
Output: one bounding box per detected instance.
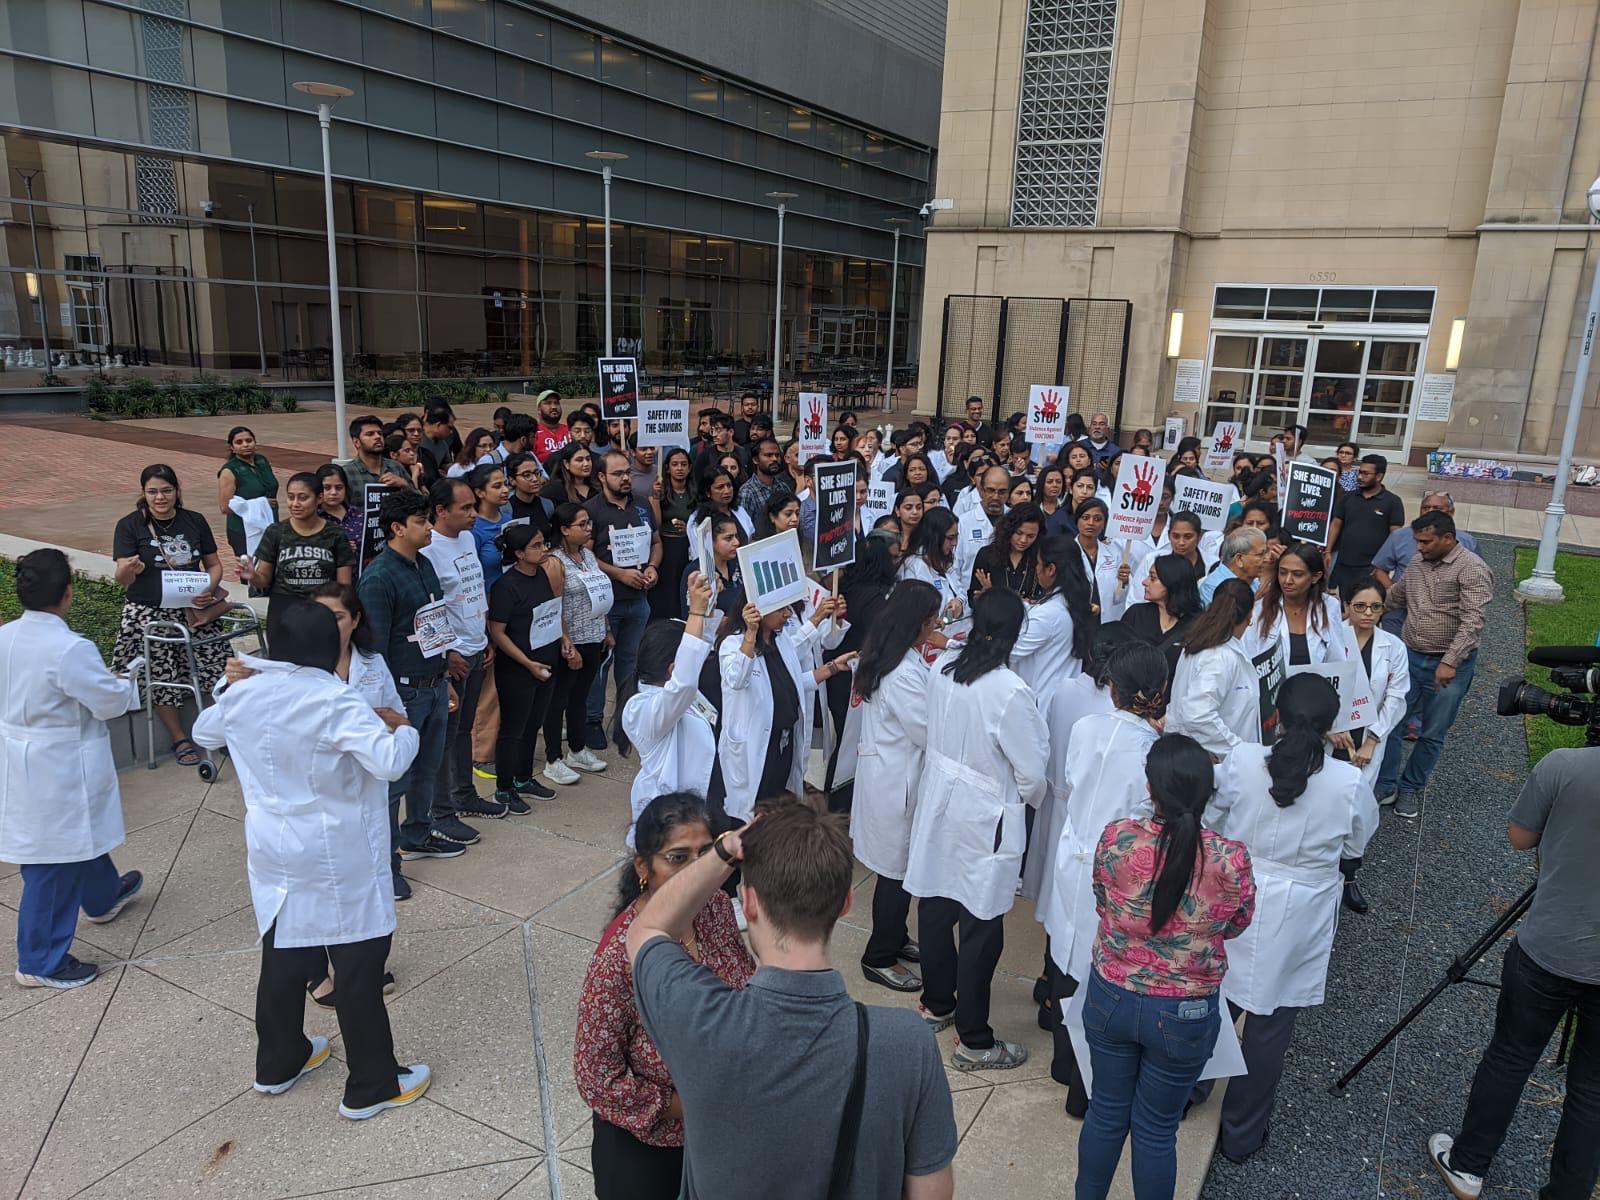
[17,855,122,976]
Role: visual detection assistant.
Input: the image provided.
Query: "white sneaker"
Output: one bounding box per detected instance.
[731,894,748,932]
[542,759,581,786]
[565,748,608,773]
[1428,1134,1482,1199]
[339,1064,432,1120]
[254,1036,331,1094]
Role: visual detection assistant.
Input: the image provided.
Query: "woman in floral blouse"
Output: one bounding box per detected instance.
[1075,733,1257,1200]
[574,792,755,1198]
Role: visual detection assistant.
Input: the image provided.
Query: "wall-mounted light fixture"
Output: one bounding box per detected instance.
[1445,318,1466,371]
[1166,311,1184,359]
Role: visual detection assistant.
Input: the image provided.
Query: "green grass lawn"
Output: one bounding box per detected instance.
[1512,546,1600,764]
[0,557,127,661]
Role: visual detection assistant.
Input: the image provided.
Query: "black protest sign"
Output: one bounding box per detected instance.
[359,484,387,574]
[597,357,639,420]
[1281,462,1337,546]
[1253,642,1286,745]
[813,460,858,572]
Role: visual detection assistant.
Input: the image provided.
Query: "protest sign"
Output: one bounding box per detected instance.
[1273,439,1289,495]
[528,598,563,649]
[1171,476,1237,532]
[1163,415,1186,451]
[159,571,212,610]
[813,460,858,573]
[1026,385,1069,444]
[636,399,690,448]
[737,528,811,615]
[609,524,652,569]
[798,392,829,462]
[1288,659,1374,734]
[411,598,457,658]
[1109,455,1167,541]
[597,356,639,420]
[1204,421,1242,473]
[359,484,386,574]
[860,481,894,532]
[1281,462,1338,546]
[1253,642,1287,745]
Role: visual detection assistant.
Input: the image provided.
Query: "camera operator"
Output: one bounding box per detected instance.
[1429,746,1600,1200]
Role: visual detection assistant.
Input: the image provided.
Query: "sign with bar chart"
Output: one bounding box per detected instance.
[736,528,812,615]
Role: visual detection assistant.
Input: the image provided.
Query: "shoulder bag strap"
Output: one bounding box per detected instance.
[825,1002,870,1200]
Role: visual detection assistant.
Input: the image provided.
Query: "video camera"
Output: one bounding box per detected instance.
[1497,645,1600,742]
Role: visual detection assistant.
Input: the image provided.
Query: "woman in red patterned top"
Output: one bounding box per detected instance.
[1075,734,1257,1200]
[574,792,755,1198]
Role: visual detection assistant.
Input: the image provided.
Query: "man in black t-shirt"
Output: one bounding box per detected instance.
[1328,453,1406,592]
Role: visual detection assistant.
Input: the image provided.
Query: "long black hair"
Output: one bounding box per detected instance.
[854,580,939,701]
[1105,641,1169,720]
[754,490,802,540]
[612,619,689,757]
[615,791,712,916]
[990,501,1045,555]
[944,587,1025,685]
[310,581,378,655]
[1255,542,1330,638]
[1266,672,1339,807]
[495,520,546,563]
[1184,577,1254,654]
[842,527,899,591]
[909,505,958,575]
[1144,733,1215,933]
[1033,534,1095,669]
[266,599,341,674]
[1152,553,1202,620]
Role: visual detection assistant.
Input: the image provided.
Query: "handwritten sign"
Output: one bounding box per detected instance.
[528,597,563,649]
[813,460,858,572]
[798,392,829,463]
[636,398,690,448]
[1281,462,1338,546]
[159,570,212,610]
[1171,476,1237,532]
[597,356,639,420]
[609,524,652,569]
[1204,421,1242,474]
[1109,455,1166,541]
[737,528,811,615]
[1026,385,1069,445]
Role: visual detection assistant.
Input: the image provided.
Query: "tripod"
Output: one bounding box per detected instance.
[1330,882,1537,1094]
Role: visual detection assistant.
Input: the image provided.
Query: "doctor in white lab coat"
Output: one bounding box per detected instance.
[1166,577,1263,758]
[0,550,144,990]
[1009,533,1095,694]
[1191,673,1378,1162]
[904,589,1048,1068]
[849,580,940,993]
[192,601,428,1117]
[1240,545,1349,668]
[953,466,1010,595]
[617,578,718,841]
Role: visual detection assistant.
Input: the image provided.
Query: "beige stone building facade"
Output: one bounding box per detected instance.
[917,0,1600,464]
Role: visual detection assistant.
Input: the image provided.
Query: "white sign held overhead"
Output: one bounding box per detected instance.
[636,399,690,448]
[1204,421,1242,473]
[1171,476,1237,532]
[736,528,811,615]
[1108,454,1167,541]
[798,392,830,462]
[1026,385,1069,444]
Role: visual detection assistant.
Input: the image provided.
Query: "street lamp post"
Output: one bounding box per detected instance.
[242,199,267,377]
[882,217,909,413]
[1518,173,1600,603]
[15,169,52,378]
[766,191,798,429]
[293,80,355,459]
[585,151,629,359]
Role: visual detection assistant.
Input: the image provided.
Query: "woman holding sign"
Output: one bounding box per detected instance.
[1191,674,1378,1162]
[487,523,563,809]
[1243,544,1346,667]
[110,464,227,767]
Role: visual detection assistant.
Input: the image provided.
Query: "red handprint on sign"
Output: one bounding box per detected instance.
[1122,460,1158,511]
[1214,426,1234,452]
[804,395,825,439]
[1036,388,1061,423]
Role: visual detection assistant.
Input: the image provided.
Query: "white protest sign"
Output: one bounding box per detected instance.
[609,524,652,569]
[578,565,614,619]
[160,570,213,610]
[1108,455,1167,541]
[527,597,563,650]
[798,392,830,462]
[1162,415,1186,451]
[1287,659,1373,734]
[1204,421,1242,474]
[410,598,458,658]
[737,528,811,615]
[860,481,894,533]
[1026,385,1069,445]
[636,399,690,449]
[1171,476,1237,532]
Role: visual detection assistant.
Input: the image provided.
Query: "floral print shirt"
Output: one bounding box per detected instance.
[1091,817,1257,998]
[573,890,755,1145]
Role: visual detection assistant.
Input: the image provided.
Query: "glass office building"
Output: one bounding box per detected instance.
[0,0,939,384]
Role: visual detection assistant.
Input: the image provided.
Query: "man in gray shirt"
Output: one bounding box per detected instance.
[628,801,957,1200]
[1429,746,1600,1200]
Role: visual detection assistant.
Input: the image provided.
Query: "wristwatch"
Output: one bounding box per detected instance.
[713,830,737,864]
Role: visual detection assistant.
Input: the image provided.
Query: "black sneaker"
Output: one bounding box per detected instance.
[496,789,533,816]
[398,836,467,860]
[584,723,608,752]
[513,776,557,802]
[433,815,481,845]
[459,793,509,819]
[393,870,412,901]
[85,871,144,924]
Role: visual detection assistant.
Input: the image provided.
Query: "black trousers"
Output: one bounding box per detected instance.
[591,1114,683,1200]
[862,874,913,969]
[1044,949,1091,1115]
[918,894,1005,1049]
[545,641,604,760]
[495,658,556,792]
[822,671,853,810]
[256,923,401,1108]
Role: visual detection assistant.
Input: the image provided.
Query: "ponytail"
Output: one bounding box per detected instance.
[1265,673,1338,807]
[1143,734,1214,933]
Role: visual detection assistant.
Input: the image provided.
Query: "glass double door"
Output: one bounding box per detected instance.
[1204,332,1421,449]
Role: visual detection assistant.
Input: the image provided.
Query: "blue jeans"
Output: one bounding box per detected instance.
[1377,648,1477,796]
[389,677,448,851]
[1076,970,1220,1200]
[18,855,121,975]
[586,591,651,727]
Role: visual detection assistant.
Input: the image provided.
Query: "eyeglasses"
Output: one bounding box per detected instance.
[143,486,177,498]
[1347,601,1383,613]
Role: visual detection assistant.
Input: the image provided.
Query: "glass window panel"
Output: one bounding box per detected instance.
[1261,337,1307,370]
[352,186,416,240]
[644,57,685,105]
[363,73,435,138]
[1214,286,1266,319]
[1248,406,1297,441]
[354,239,415,290]
[787,106,814,144]
[603,90,649,138]
[434,38,496,97]
[1357,412,1405,443]
[1257,373,1304,403]
[686,74,720,116]
[436,92,496,149]
[1317,289,1372,322]
[551,73,601,123]
[276,172,353,233]
[1304,409,1355,444]
[757,98,787,138]
[1210,336,1258,371]
[1362,377,1413,413]
[550,24,596,76]
[815,117,842,154]
[497,55,551,110]
[426,294,486,356]
[1367,340,1420,376]
[1205,371,1249,425]
[1266,288,1317,321]
[1307,376,1360,430]
[424,249,483,296]
[421,197,481,247]
[723,85,757,128]
[1312,338,1365,375]
[724,125,757,166]
[360,13,432,77]
[356,291,422,373]
[432,0,490,41]
[1373,289,1434,323]
[493,2,547,58]
[483,205,533,253]
[484,253,536,291]
[365,0,429,21]
[598,40,645,91]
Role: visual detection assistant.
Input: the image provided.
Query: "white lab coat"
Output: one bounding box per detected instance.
[954,507,994,592]
[903,654,1048,921]
[1078,540,1130,622]
[849,649,931,879]
[192,658,419,948]
[1347,626,1410,790]
[1167,637,1261,757]
[1207,745,1378,1012]
[788,583,849,672]
[1128,526,1222,582]
[349,650,404,712]
[1040,710,1159,981]
[1241,594,1349,665]
[622,633,717,833]
[716,629,815,823]
[1010,591,1082,694]
[899,553,966,621]
[0,612,140,864]
[1021,674,1113,905]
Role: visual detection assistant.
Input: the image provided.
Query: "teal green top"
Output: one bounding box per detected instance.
[219,453,278,536]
